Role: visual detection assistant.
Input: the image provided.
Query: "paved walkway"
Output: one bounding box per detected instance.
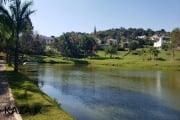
[0,60,22,120]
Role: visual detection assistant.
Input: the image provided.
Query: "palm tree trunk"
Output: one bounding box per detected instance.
[5,44,9,63]
[6,48,10,66]
[14,30,19,72]
[5,45,12,66]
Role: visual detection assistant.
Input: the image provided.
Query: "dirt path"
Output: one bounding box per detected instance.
[0,60,22,120]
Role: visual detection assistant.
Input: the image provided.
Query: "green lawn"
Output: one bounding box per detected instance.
[6,66,74,120]
[87,50,180,71]
[22,50,180,71]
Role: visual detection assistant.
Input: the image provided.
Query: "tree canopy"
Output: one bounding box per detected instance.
[171,28,180,49]
[170,28,180,59]
[54,32,96,58]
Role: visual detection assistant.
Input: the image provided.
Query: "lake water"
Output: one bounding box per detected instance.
[26,64,180,120]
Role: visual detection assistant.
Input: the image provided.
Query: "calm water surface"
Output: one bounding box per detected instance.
[28,64,180,120]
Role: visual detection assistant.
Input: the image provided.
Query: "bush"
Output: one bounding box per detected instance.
[129,40,139,51]
[162,43,170,51]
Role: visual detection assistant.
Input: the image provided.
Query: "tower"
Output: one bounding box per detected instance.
[94,26,96,36]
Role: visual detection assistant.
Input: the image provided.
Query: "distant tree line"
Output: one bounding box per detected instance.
[94,27,169,42]
[94,27,170,50]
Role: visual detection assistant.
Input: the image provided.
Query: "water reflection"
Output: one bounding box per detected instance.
[23,64,180,120]
[41,83,180,120]
[156,71,162,97]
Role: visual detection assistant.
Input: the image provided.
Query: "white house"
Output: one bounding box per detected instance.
[153,36,169,49]
[95,38,102,45]
[35,34,55,44]
[151,35,160,41]
[154,37,163,48]
[137,35,147,39]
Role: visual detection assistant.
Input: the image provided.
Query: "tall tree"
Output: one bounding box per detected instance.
[105,45,118,58]
[170,28,180,59]
[19,18,34,54]
[79,35,96,57]
[148,46,154,60]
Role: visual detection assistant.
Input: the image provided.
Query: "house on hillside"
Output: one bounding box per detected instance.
[35,34,55,44]
[95,38,102,45]
[42,36,55,44]
[151,35,160,41]
[106,39,118,45]
[95,38,118,49]
[95,38,107,50]
[137,35,147,39]
[153,36,169,49]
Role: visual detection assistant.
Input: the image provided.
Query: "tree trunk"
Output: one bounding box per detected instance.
[6,49,10,66]
[170,42,175,60]
[14,31,19,72]
[172,48,175,60]
[5,43,9,64]
[8,48,12,66]
[110,54,112,59]
[149,53,152,60]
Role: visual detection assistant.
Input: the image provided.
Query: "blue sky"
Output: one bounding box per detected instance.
[28,0,180,36]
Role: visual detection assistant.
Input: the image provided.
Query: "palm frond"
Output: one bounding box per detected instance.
[0,5,11,17]
[9,5,17,20]
[20,1,33,19]
[24,9,35,19]
[0,0,9,5]
[0,5,13,26]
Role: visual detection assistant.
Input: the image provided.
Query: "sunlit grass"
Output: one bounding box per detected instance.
[88,50,180,71]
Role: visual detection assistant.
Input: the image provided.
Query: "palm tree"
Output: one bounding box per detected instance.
[0,0,35,72]
[0,3,14,66]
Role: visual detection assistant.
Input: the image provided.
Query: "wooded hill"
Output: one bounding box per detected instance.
[92,27,170,42]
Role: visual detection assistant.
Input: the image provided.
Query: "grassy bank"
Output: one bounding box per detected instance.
[22,55,73,64]
[87,59,180,71]
[86,50,180,71]
[6,66,74,120]
[23,50,180,71]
